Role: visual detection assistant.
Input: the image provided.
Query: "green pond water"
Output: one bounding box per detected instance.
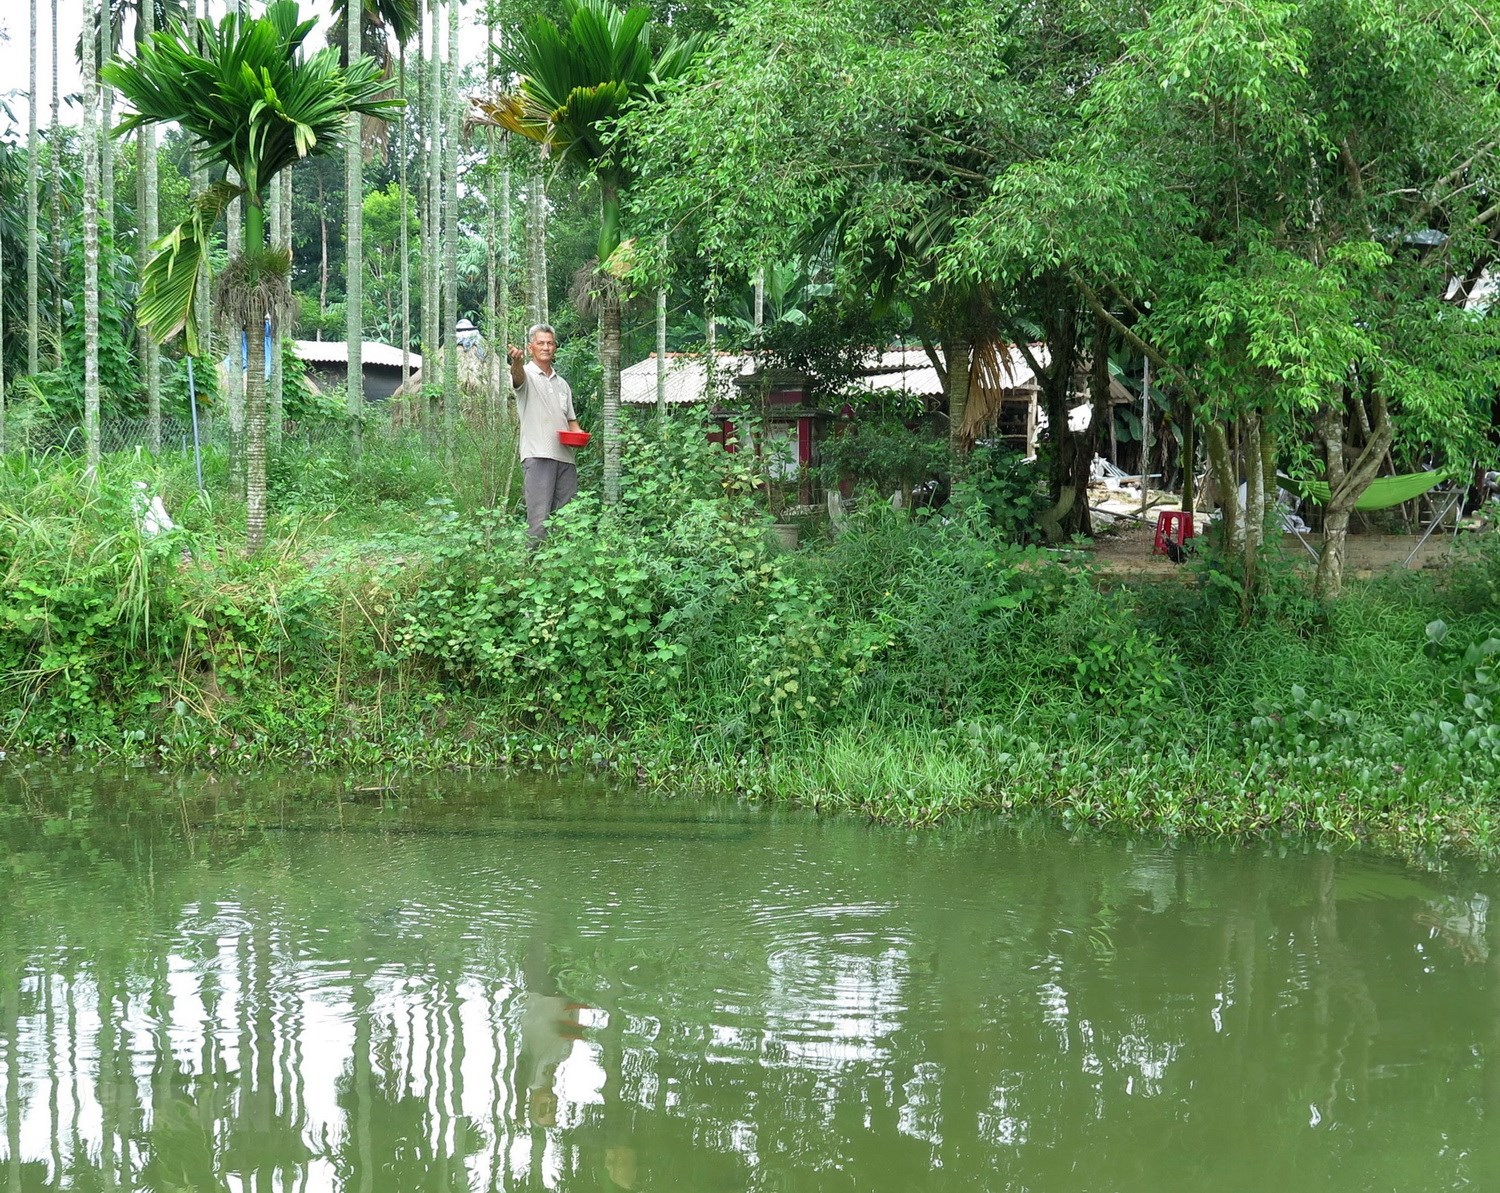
[1,765,1498,1192]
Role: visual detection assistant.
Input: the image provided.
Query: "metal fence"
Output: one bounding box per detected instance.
[2,414,458,460]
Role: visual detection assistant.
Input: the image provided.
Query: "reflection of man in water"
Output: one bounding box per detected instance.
[519,940,587,1128]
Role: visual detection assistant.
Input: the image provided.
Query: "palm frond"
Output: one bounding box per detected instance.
[105,0,404,194]
[138,180,243,355]
[481,0,701,181]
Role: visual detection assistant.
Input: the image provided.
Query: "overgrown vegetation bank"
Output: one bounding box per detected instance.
[3,422,1498,863]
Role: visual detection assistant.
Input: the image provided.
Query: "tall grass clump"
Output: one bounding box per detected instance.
[0,451,396,752]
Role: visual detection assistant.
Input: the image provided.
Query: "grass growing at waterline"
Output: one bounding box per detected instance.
[2,415,1498,861]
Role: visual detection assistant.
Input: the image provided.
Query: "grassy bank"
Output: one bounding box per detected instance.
[2,419,1497,861]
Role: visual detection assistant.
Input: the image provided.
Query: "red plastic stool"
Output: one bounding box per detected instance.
[1152,510,1195,557]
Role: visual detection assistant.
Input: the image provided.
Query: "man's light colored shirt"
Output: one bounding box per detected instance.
[515,361,577,463]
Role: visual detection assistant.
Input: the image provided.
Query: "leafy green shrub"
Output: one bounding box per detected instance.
[817,418,951,503]
[1407,620,1500,766]
[956,445,1048,541]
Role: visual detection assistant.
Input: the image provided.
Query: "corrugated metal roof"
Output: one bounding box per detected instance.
[292,340,422,370]
[620,354,755,405]
[855,347,1049,397]
[622,346,1048,404]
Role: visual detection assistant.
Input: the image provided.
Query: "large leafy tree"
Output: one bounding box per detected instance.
[106,1,401,549]
[477,0,701,503]
[624,0,1113,494]
[948,0,1500,601]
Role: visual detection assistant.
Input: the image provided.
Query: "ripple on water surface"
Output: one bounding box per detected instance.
[3,766,1500,1192]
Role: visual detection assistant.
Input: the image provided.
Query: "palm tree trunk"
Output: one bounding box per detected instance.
[399,48,411,392]
[655,248,667,418]
[318,173,329,316]
[245,301,268,550]
[498,83,517,509]
[27,0,40,375]
[528,161,549,325]
[244,196,269,552]
[425,0,442,430]
[269,172,285,450]
[227,170,245,499]
[443,0,460,468]
[50,0,63,360]
[99,4,113,239]
[140,0,160,454]
[946,339,971,456]
[346,4,364,460]
[196,0,212,392]
[82,0,100,474]
[484,24,498,410]
[417,7,432,378]
[273,166,291,448]
[601,180,621,504]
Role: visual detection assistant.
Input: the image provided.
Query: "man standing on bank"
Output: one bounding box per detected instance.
[509,323,585,541]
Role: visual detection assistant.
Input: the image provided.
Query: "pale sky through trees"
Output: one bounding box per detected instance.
[0,1,489,139]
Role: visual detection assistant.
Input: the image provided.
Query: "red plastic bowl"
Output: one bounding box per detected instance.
[559,430,591,447]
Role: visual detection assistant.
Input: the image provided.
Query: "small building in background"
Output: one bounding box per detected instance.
[291,340,421,403]
[620,346,1051,504]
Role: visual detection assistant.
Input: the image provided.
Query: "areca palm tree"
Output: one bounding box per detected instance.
[329,0,418,458]
[106,1,401,549]
[477,0,700,503]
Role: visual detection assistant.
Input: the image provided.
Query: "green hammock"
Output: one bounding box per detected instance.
[1280,469,1450,511]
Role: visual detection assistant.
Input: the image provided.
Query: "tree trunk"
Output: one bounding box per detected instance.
[227,169,245,499]
[273,167,291,448]
[244,190,269,552]
[140,0,160,454]
[426,1,444,429]
[82,0,100,473]
[415,11,428,381]
[245,306,268,551]
[424,0,441,414]
[99,3,113,239]
[318,174,329,316]
[399,48,412,393]
[1026,283,1085,538]
[1242,414,1266,617]
[269,172,285,450]
[1181,401,1196,518]
[346,5,364,459]
[1204,418,1239,548]
[655,244,667,419]
[498,90,517,510]
[528,161,549,326]
[443,0,460,469]
[601,181,622,504]
[195,0,212,380]
[1314,390,1392,599]
[50,0,63,360]
[603,287,622,504]
[946,338,971,457]
[484,29,497,409]
[1076,311,1114,533]
[27,0,40,375]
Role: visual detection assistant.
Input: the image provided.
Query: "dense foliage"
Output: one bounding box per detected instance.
[3,419,1499,857]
